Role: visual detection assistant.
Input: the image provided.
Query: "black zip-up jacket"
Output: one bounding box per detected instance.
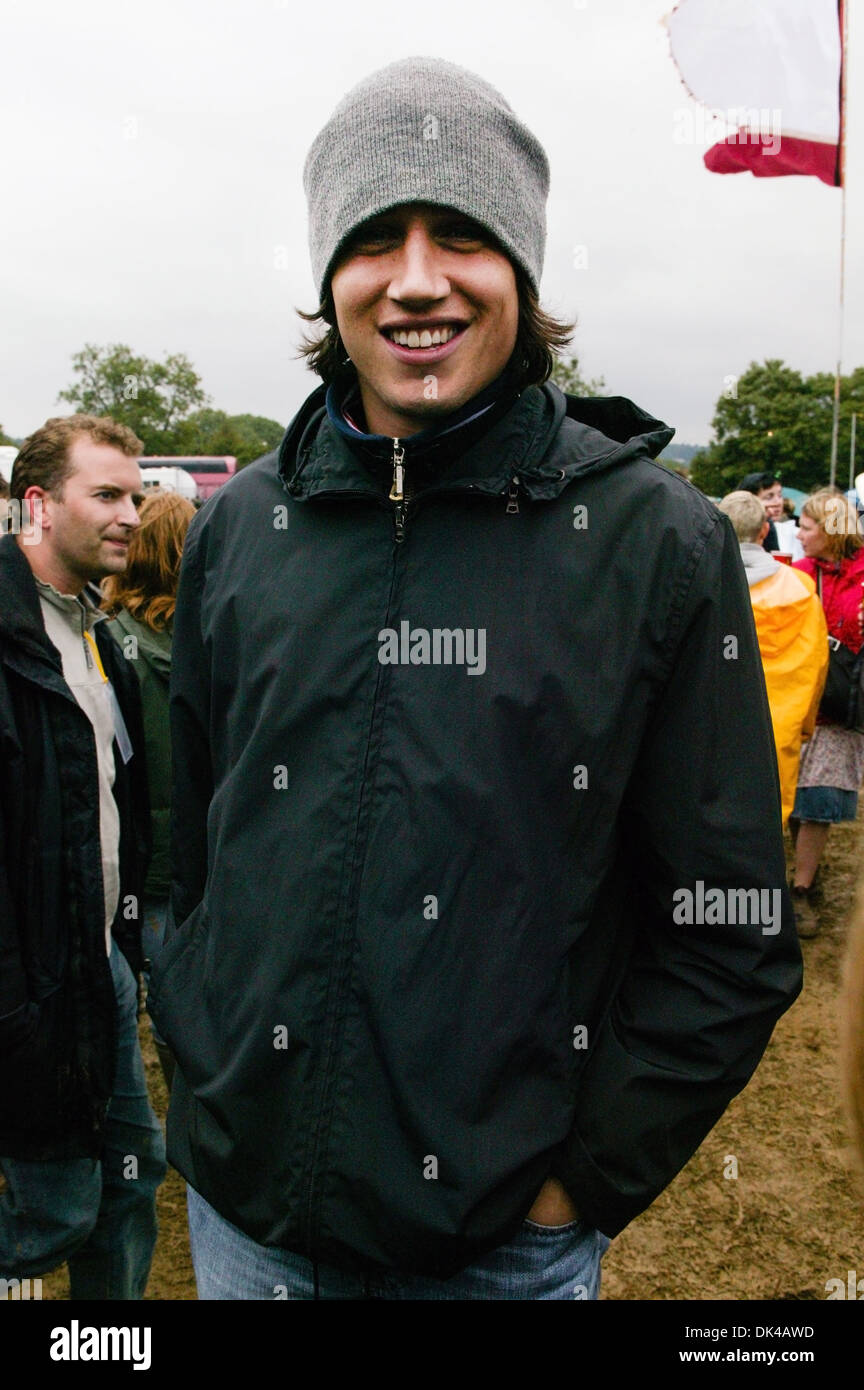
[0,535,150,1159]
[150,379,802,1277]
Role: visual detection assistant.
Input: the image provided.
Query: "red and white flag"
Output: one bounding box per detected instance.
[666,0,844,186]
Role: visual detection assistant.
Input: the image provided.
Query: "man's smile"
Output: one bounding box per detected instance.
[378,319,470,365]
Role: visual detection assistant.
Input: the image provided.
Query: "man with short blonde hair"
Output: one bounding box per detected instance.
[719,489,769,544]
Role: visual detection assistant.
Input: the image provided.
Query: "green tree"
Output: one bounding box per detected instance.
[171,410,284,468]
[0,424,18,446]
[58,343,209,453]
[229,413,285,466]
[550,353,606,397]
[690,359,864,497]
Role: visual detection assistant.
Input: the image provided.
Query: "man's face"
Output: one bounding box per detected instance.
[26,435,142,592]
[330,203,520,438]
[756,482,784,521]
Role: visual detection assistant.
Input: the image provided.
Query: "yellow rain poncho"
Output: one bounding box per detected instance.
[748,563,828,826]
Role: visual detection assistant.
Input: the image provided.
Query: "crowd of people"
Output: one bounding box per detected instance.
[718,479,864,937]
[1,55,862,1303]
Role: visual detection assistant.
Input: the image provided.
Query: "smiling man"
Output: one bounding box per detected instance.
[152,57,802,1300]
[0,415,165,1299]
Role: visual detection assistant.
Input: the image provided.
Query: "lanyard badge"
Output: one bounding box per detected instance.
[83,630,134,765]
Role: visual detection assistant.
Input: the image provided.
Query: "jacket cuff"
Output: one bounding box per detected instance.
[551,1126,645,1240]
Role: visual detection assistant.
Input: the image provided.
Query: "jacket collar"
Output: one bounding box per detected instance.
[0,533,66,679]
[324,361,523,465]
[278,368,675,505]
[35,575,106,634]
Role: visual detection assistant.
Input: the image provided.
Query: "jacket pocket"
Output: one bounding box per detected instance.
[147,903,211,1082]
[0,984,84,1153]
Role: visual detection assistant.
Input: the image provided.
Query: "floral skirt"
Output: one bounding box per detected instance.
[793,722,864,822]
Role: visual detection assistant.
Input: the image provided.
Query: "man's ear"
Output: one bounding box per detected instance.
[759,520,770,542]
[23,485,51,531]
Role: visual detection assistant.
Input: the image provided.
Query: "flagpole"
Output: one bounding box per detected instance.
[829,0,849,488]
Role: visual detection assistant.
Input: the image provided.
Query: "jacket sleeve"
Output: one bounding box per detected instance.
[166,522,213,935]
[0,663,39,1048]
[555,509,803,1238]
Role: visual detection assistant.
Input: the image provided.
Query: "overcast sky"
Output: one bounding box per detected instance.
[1,0,861,447]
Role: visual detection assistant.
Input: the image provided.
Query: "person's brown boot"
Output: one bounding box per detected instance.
[791,884,821,939]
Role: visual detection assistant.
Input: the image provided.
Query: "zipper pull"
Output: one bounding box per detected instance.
[390,438,407,543]
[389,439,405,501]
[505,476,520,514]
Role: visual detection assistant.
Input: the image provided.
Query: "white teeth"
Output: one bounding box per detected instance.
[388,326,459,347]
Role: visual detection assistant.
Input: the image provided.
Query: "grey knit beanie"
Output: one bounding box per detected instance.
[304,57,549,299]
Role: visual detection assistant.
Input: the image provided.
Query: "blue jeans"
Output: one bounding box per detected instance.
[141,896,169,1046]
[187,1185,610,1300]
[0,945,167,1299]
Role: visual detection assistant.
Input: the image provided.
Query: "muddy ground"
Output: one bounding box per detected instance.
[36,819,864,1301]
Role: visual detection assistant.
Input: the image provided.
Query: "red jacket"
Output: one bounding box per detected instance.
[794,550,864,654]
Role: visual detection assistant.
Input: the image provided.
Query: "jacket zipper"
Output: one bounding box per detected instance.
[303,502,404,1255]
[389,438,407,542]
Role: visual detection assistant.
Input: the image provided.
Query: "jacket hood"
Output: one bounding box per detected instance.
[749,562,819,659]
[740,541,780,587]
[278,376,674,505]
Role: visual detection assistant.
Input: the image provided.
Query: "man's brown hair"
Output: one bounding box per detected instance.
[10,414,143,502]
[102,490,196,632]
[297,264,574,393]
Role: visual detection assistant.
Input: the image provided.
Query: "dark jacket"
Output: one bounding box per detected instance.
[0,535,150,1159]
[150,379,802,1277]
[106,608,173,899]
